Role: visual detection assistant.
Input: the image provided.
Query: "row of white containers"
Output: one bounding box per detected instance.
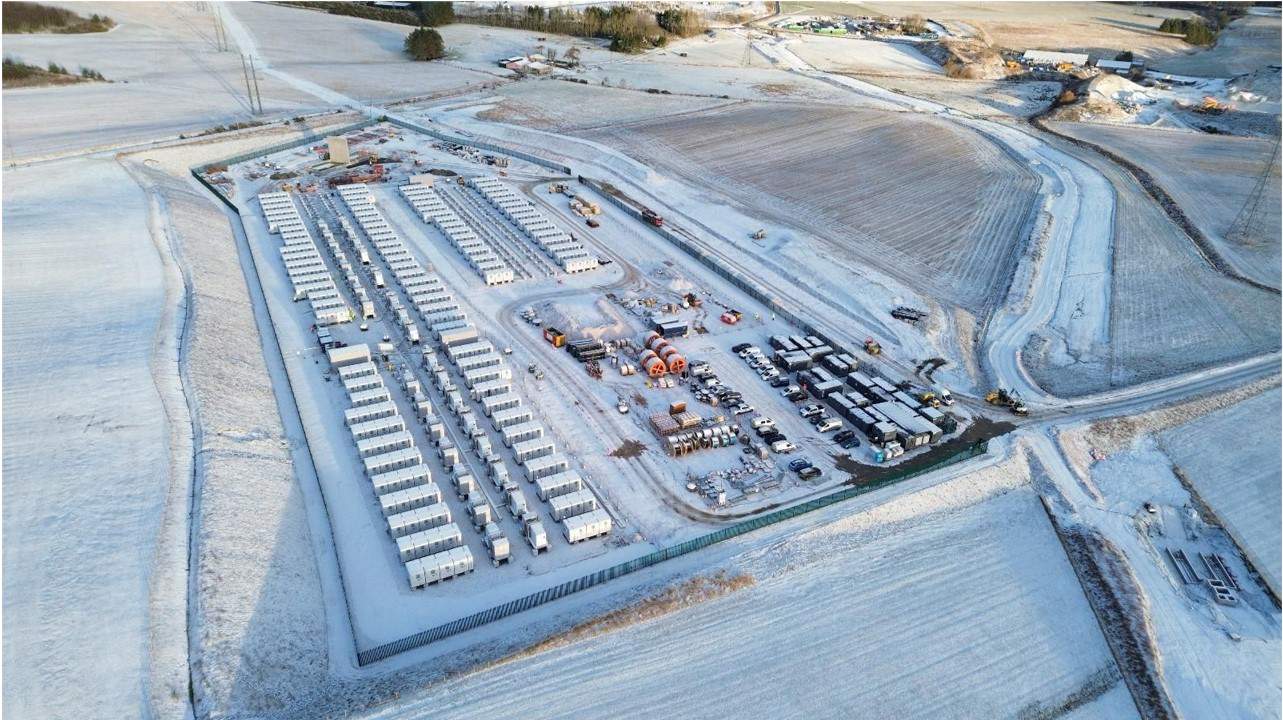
[398,182,516,286]
[468,177,599,274]
[259,191,352,326]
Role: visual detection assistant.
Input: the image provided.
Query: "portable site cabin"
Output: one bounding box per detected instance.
[524,453,569,482]
[513,438,555,464]
[536,470,585,502]
[491,406,534,431]
[368,463,431,496]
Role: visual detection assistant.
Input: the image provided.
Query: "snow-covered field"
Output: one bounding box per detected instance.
[363,482,1128,719]
[2,157,187,719]
[1158,389,1282,597]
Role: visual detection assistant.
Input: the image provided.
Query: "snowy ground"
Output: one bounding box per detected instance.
[1158,389,1282,598]
[363,475,1129,719]
[2,156,187,719]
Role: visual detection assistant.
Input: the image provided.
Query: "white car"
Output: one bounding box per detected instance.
[771,440,797,453]
[733,403,754,415]
[750,416,774,429]
[816,418,842,433]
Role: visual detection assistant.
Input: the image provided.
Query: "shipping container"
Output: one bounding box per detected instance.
[513,438,556,464]
[344,401,398,426]
[379,482,442,517]
[364,448,422,477]
[501,421,545,448]
[534,470,584,501]
[548,488,598,521]
[524,453,569,481]
[387,502,453,538]
[357,430,415,459]
[398,523,464,563]
[349,416,406,442]
[562,508,612,543]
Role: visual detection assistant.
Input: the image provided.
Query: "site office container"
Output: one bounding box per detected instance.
[349,416,406,443]
[439,326,480,347]
[873,400,940,446]
[535,470,584,502]
[364,448,422,478]
[563,509,612,544]
[396,521,462,562]
[345,401,398,426]
[369,462,430,495]
[405,545,474,589]
[478,391,519,417]
[358,430,415,459]
[349,387,392,409]
[513,438,555,464]
[456,351,503,375]
[502,421,545,448]
[549,489,598,522]
[481,268,516,285]
[425,309,468,328]
[379,482,442,518]
[466,370,512,393]
[490,407,533,431]
[328,344,371,367]
[524,453,569,482]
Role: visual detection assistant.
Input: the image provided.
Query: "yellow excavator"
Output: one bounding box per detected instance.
[985,388,1028,416]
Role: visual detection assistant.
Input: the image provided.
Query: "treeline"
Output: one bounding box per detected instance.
[278,1,453,27]
[3,2,114,33]
[459,5,707,53]
[1158,16,1218,46]
[3,55,106,87]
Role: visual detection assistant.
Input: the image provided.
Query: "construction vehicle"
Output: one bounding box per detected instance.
[863,337,882,355]
[891,306,927,324]
[917,390,941,408]
[543,327,566,348]
[1194,96,1228,115]
[985,388,1028,416]
[548,183,567,193]
[527,363,544,380]
[751,228,766,240]
[327,163,384,187]
[720,309,743,325]
[642,209,663,227]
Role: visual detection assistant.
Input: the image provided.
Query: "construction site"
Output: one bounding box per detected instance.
[4,2,1280,720]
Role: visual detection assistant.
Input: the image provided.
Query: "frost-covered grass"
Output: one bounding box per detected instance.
[361,486,1124,719]
[2,157,181,719]
[1158,389,1282,596]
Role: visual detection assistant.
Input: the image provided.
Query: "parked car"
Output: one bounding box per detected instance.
[755,424,778,437]
[785,390,808,402]
[761,430,785,444]
[799,404,823,419]
[816,418,842,433]
[733,403,754,416]
[731,343,752,353]
[839,436,861,449]
[771,440,798,453]
[833,429,855,444]
[788,458,813,472]
[769,377,791,388]
[798,466,822,480]
[750,416,774,429]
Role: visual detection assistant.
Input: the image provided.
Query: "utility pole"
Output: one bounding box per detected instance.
[248,54,264,114]
[240,54,257,114]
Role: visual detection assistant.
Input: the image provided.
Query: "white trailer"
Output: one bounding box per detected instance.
[387,502,452,538]
[563,509,612,543]
[368,463,430,496]
[549,488,598,522]
[406,545,474,589]
[513,438,556,464]
[535,470,584,501]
